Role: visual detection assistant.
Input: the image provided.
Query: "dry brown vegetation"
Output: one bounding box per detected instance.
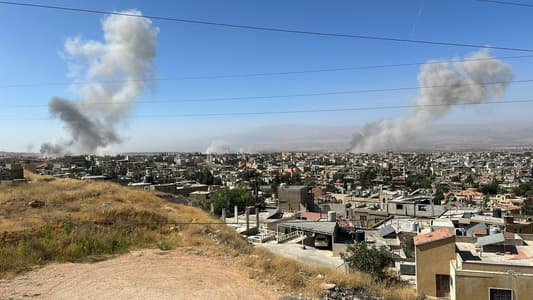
[0,174,415,299]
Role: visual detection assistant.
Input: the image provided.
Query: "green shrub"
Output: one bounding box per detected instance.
[341,243,393,281]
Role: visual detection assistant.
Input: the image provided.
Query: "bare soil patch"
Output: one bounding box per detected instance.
[0,248,280,300]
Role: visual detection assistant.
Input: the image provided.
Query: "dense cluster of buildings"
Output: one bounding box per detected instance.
[3,150,533,299]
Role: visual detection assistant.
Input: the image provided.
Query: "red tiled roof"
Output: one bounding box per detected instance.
[414,228,455,246]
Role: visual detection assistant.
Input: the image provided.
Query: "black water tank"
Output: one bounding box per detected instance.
[493,207,502,218]
[355,230,365,243]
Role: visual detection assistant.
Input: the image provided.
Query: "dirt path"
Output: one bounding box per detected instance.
[0,249,280,300]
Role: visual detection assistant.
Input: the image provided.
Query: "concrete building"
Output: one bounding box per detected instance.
[277,185,313,212]
[451,240,533,300]
[414,228,456,298]
[5,163,23,180]
[350,208,390,228]
[387,197,447,218]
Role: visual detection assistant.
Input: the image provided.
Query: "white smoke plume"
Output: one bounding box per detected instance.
[349,50,513,153]
[205,141,232,154]
[41,10,158,155]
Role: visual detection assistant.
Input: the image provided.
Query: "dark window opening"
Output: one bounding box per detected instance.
[490,288,512,300]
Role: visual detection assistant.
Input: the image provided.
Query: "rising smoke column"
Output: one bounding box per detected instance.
[41,10,158,155]
[349,50,513,153]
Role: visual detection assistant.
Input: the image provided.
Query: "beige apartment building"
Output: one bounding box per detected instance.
[414,228,456,298]
[415,228,533,300]
[450,240,533,300]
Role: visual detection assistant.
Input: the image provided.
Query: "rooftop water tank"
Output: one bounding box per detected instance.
[355,230,365,243]
[327,211,337,222]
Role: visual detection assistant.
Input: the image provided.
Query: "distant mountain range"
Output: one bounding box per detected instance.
[3,122,532,154]
[180,122,533,153]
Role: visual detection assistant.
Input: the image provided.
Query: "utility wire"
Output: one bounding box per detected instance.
[59,219,365,225]
[3,78,532,108]
[477,0,533,8]
[1,54,533,88]
[1,98,532,121]
[0,1,532,52]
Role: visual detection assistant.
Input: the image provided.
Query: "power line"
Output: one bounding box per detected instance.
[477,0,533,8]
[1,54,533,88]
[3,78,532,108]
[1,1,532,52]
[2,98,532,121]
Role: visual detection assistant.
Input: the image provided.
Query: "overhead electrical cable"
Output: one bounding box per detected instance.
[0,1,532,52]
[0,98,532,121]
[477,0,533,8]
[1,54,532,88]
[2,78,532,108]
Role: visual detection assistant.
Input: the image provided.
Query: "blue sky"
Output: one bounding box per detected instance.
[1,0,533,152]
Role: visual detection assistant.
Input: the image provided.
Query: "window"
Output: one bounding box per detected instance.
[489,288,512,300]
[360,215,367,221]
[396,204,403,210]
[418,205,426,211]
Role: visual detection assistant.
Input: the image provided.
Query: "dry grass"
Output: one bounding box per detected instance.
[0,173,212,234]
[0,174,415,299]
[240,248,414,300]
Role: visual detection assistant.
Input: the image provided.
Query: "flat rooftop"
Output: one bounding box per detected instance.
[278,219,337,235]
[456,242,533,267]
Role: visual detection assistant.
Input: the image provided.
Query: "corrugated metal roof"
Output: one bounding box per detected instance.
[476,233,505,247]
[378,224,396,238]
[279,220,336,235]
[471,215,505,226]
[466,223,487,237]
[266,207,282,219]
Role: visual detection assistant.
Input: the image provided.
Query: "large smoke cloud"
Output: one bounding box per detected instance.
[41,10,158,155]
[349,50,513,153]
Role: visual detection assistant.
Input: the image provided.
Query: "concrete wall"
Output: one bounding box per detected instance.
[387,202,446,217]
[506,222,533,234]
[451,261,533,300]
[415,236,456,297]
[350,208,389,228]
[319,203,348,218]
[278,186,312,212]
[150,183,176,194]
[332,242,351,257]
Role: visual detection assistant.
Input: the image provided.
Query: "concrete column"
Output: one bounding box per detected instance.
[234,205,238,224]
[221,208,226,224]
[210,203,214,214]
[245,208,250,237]
[256,209,260,228]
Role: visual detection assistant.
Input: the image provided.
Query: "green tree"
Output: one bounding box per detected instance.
[209,188,254,216]
[192,168,215,185]
[434,185,449,205]
[341,243,393,281]
[478,180,500,195]
[359,169,377,189]
[513,181,533,197]
[406,174,432,190]
[399,235,415,259]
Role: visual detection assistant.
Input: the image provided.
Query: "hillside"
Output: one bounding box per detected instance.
[0,175,414,299]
